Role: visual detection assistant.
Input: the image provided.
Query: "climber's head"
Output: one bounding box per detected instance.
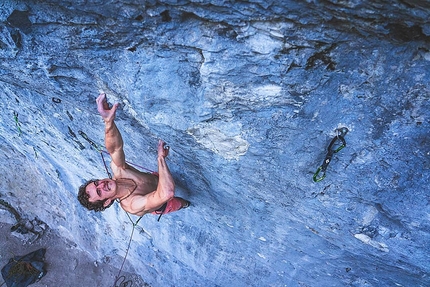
[77,179,115,212]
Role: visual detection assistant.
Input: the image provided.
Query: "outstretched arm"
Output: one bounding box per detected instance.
[96,93,126,169]
[154,140,175,201]
[129,140,175,215]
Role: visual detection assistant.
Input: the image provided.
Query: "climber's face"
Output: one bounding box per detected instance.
[85,179,116,203]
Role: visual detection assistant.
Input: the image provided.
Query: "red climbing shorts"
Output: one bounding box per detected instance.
[151,197,183,215]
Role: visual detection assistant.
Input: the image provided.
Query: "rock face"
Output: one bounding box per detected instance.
[1,0,429,286]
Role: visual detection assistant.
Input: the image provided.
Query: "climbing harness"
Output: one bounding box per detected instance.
[154,202,168,222]
[313,127,349,182]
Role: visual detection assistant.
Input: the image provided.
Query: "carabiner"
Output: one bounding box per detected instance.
[327,134,346,154]
[313,166,326,182]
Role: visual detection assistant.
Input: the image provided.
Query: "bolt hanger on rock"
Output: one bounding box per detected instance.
[313,127,349,182]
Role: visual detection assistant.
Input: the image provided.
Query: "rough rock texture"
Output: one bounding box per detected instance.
[0,0,429,286]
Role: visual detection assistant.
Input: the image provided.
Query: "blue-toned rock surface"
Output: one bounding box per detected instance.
[0,1,429,286]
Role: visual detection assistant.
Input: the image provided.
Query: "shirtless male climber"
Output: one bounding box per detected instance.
[78,93,190,217]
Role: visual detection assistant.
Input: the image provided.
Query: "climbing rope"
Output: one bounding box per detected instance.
[113,275,132,287]
[313,127,349,182]
[112,213,143,287]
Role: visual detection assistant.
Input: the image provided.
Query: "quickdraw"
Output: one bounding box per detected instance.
[313,127,349,182]
[13,111,22,136]
[78,130,101,151]
[78,130,112,179]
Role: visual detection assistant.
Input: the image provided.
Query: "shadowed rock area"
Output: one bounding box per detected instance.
[0,0,429,286]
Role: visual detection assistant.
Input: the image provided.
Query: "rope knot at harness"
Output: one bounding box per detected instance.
[313,127,349,182]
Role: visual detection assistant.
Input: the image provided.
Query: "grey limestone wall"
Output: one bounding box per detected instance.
[0,1,429,286]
